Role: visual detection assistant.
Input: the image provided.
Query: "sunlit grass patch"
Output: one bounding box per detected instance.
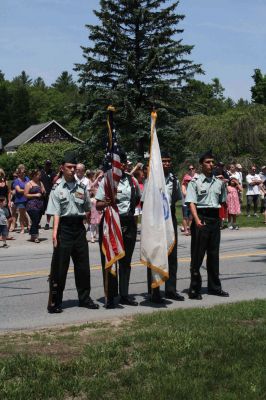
[0,300,265,399]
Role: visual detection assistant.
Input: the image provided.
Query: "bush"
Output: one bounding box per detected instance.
[0,142,78,178]
[0,152,17,178]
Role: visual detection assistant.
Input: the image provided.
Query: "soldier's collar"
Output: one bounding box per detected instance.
[62,176,77,187]
[200,173,215,182]
[165,172,173,180]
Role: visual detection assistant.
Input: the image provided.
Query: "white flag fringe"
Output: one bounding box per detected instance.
[140,112,175,288]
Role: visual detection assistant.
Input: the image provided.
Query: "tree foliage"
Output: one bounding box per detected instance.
[179,104,266,167]
[0,2,265,172]
[52,71,77,93]
[251,69,266,105]
[75,0,203,164]
[181,78,234,116]
[0,71,85,146]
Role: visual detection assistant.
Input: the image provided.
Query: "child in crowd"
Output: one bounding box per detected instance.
[214,161,229,229]
[133,169,145,226]
[0,197,9,248]
[89,170,104,196]
[227,178,242,230]
[89,192,102,242]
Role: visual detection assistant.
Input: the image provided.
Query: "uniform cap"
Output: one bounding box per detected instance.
[261,165,266,170]
[236,163,242,169]
[62,151,78,165]
[199,150,214,164]
[161,151,171,159]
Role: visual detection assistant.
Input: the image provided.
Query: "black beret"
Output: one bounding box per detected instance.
[199,150,214,164]
[62,151,78,165]
[161,151,171,159]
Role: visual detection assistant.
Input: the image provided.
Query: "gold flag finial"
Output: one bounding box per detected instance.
[151,107,157,122]
[107,105,116,112]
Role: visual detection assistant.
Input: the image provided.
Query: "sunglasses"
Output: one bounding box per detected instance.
[188,167,195,170]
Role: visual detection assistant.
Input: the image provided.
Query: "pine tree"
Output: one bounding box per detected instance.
[75,0,202,164]
[52,71,77,93]
[0,80,12,144]
[10,84,33,137]
[12,70,32,86]
[251,69,266,105]
[33,77,46,89]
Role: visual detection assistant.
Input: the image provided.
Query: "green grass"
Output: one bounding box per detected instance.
[1,300,266,399]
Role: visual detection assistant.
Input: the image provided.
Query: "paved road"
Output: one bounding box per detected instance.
[0,224,265,331]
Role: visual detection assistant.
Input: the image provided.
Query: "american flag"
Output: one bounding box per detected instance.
[102,106,125,270]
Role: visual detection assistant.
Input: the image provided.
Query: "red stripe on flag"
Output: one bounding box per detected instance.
[112,212,124,246]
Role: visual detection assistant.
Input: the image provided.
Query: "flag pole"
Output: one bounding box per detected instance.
[102,105,125,306]
[104,105,115,305]
[104,105,117,306]
[148,109,157,179]
[140,109,173,289]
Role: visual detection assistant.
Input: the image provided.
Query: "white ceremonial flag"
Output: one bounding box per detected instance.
[140,112,175,288]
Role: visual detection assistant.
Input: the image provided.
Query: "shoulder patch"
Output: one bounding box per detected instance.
[51,183,59,190]
[168,172,175,182]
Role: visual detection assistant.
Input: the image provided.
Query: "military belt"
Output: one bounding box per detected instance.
[119,214,135,220]
[197,208,219,218]
[60,216,84,225]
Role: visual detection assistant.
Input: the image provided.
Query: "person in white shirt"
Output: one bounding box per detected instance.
[246,166,262,217]
[75,164,89,187]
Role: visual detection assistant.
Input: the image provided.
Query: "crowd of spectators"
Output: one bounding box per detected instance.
[0,158,265,248]
[179,161,266,232]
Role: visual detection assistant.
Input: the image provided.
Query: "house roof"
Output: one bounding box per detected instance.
[4,120,83,151]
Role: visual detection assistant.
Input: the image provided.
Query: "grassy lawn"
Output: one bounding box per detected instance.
[0,300,266,400]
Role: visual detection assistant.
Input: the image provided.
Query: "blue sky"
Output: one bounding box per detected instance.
[1,0,265,101]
